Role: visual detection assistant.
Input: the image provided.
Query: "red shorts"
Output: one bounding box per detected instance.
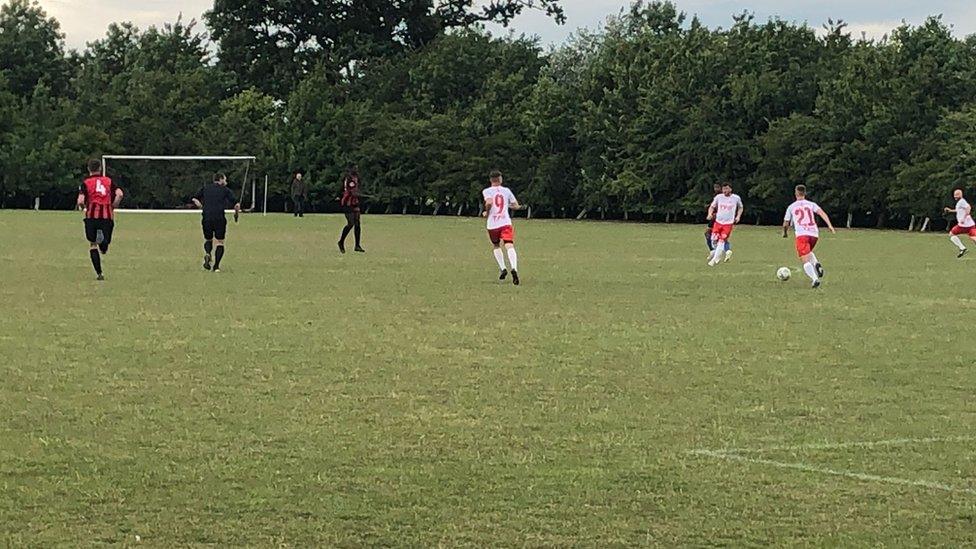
[711,223,733,241]
[795,235,819,257]
[950,224,976,237]
[488,225,515,244]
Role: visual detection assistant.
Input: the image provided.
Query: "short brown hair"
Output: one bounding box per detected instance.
[87,159,101,173]
[214,173,226,182]
[489,170,503,180]
[795,184,807,195]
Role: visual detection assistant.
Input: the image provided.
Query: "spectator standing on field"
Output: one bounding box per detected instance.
[291,170,308,217]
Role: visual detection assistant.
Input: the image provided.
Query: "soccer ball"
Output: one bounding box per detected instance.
[776,267,791,281]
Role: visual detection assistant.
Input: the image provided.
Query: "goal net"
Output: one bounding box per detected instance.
[102,155,259,213]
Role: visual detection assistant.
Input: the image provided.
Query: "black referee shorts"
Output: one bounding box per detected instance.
[84,218,114,245]
[202,216,227,240]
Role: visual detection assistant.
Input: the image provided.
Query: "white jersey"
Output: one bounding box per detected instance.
[710,194,742,225]
[785,199,822,238]
[483,186,517,230]
[956,198,975,227]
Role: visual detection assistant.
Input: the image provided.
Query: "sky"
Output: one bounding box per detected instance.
[33,0,976,51]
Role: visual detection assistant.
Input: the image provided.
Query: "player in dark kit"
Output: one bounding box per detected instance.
[191,173,241,273]
[338,166,365,253]
[77,159,124,280]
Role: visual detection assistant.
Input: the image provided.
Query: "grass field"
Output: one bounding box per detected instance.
[1,210,975,546]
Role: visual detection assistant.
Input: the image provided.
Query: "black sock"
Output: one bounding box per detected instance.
[214,245,224,268]
[354,221,362,247]
[340,225,352,244]
[89,249,102,275]
[204,241,213,254]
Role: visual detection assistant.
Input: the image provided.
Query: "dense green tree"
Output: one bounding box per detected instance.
[521,38,590,217]
[59,18,234,207]
[0,0,70,97]
[894,104,976,227]
[276,29,542,213]
[0,86,93,208]
[759,17,976,227]
[205,0,564,97]
[5,0,976,228]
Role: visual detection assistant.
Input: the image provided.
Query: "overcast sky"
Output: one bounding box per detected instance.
[34,0,976,51]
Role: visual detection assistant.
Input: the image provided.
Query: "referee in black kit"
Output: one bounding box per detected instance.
[191,173,241,273]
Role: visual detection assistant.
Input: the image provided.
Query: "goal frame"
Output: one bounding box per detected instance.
[102,155,258,214]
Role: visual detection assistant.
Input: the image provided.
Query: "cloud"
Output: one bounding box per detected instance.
[37,0,212,49]
[494,0,976,45]
[33,0,976,51]
[826,20,902,41]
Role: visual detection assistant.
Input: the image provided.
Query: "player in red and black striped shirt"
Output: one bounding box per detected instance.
[77,159,123,280]
[337,166,365,253]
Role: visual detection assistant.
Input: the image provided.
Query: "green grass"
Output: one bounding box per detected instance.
[1,210,975,546]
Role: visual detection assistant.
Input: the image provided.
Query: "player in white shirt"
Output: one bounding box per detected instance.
[783,185,836,289]
[944,189,976,258]
[482,170,524,285]
[706,182,743,266]
[705,182,732,260]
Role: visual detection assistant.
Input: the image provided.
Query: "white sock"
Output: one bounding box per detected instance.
[506,247,519,271]
[493,248,506,270]
[950,235,966,251]
[803,261,818,282]
[809,252,819,265]
[711,245,724,262]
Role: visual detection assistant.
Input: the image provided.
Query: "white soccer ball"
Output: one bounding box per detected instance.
[776,267,792,281]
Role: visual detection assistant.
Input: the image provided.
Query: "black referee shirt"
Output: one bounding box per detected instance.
[194,184,237,219]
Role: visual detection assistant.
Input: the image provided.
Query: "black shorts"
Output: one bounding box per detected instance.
[202,216,227,240]
[84,218,114,245]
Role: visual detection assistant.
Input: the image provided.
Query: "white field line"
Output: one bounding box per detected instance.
[115,209,239,214]
[705,435,976,455]
[689,449,976,496]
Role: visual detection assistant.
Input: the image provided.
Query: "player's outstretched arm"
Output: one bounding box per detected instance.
[782,220,790,238]
[191,186,206,209]
[482,199,491,217]
[112,188,124,208]
[76,192,86,210]
[706,204,716,221]
[818,209,836,233]
[735,202,744,224]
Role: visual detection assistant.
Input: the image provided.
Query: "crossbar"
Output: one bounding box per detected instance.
[103,155,256,161]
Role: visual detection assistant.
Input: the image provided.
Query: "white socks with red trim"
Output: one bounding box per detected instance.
[803,261,818,282]
[950,235,966,251]
[493,248,506,270]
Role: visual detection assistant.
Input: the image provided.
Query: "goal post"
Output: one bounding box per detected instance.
[101,155,259,213]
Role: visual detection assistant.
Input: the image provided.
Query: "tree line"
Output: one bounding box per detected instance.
[2,0,976,229]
